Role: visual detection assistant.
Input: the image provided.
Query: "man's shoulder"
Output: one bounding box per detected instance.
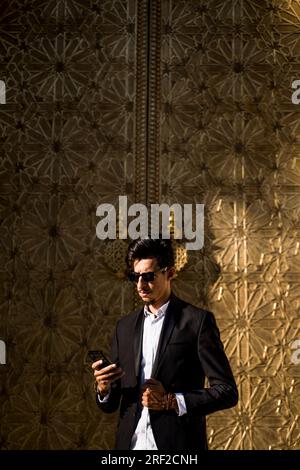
[172,293,207,312]
[173,294,215,322]
[116,305,143,328]
[115,295,215,328]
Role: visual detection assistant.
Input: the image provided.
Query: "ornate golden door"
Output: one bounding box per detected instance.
[0,0,299,450]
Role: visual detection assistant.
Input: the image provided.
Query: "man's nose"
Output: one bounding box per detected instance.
[137,276,147,288]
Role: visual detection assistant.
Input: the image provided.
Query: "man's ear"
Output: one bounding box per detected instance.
[167,267,175,279]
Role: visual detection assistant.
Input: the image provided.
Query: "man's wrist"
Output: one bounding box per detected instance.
[94,382,110,398]
[165,393,179,413]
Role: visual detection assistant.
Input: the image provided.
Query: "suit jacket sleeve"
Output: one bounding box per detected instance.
[95,320,122,414]
[184,311,238,416]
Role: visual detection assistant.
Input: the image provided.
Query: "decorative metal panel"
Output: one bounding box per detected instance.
[0,0,136,450]
[161,0,300,450]
[0,0,299,451]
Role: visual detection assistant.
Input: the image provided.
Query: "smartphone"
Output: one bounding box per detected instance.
[87,350,114,369]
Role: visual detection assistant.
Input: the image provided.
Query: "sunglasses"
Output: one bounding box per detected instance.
[128,267,168,283]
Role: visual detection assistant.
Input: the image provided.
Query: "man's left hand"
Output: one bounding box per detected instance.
[141,378,167,410]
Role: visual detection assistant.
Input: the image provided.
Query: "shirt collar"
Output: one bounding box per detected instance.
[143,299,170,319]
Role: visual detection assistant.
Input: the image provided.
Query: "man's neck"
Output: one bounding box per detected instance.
[147,292,171,315]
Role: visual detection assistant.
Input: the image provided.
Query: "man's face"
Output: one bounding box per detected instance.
[133,258,172,305]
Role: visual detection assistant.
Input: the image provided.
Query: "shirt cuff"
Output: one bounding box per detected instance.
[96,389,111,403]
[175,393,187,416]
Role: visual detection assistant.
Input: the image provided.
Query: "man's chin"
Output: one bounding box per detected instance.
[139,292,152,301]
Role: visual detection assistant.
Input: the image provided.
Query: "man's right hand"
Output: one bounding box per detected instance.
[92,360,124,397]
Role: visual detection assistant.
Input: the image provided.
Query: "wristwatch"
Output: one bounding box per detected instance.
[165,393,179,413]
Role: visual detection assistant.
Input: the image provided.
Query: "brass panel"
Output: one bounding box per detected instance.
[0,0,136,450]
[0,0,300,451]
[161,0,300,449]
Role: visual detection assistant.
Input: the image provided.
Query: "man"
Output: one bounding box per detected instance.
[92,238,238,450]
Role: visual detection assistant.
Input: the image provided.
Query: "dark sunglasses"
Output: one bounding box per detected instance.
[128,267,168,283]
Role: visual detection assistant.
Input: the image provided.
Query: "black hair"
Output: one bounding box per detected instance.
[126,238,174,269]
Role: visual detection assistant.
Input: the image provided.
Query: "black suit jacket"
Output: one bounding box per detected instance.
[96,293,238,450]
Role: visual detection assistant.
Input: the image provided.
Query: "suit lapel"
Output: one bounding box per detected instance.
[151,293,183,377]
[133,307,145,379]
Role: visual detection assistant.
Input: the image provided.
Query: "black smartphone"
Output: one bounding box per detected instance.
[87,350,113,369]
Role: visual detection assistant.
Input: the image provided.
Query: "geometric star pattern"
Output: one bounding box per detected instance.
[0,0,300,450]
[161,0,300,450]
[0,0,136,450]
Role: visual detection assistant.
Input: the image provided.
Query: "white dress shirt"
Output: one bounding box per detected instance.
[98,299,187,450]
